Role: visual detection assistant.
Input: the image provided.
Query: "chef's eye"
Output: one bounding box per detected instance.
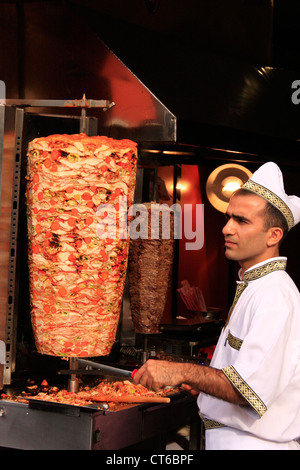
[236,217,248,224]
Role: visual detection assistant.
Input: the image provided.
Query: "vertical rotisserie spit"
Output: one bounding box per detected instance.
[26,133,137,357]
[128,203,175,334]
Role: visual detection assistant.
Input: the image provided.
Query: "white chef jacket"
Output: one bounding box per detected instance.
[198,257,300,450]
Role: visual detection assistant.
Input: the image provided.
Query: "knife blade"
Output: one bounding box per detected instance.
[77,358,138,378]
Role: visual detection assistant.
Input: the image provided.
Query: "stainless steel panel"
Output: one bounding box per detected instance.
[3,108,24,385]
[0,401,93,450]
[0,394,198,450]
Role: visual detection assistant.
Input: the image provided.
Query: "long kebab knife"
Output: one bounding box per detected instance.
[77,358,138,378]
[59,357,138,392]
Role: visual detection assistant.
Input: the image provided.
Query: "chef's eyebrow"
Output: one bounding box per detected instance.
[224,212,251,223]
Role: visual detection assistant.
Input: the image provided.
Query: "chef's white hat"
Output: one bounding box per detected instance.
[242,162,300,230]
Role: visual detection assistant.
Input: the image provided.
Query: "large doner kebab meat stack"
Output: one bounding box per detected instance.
[128,203,175,334]
[26,133,137,357]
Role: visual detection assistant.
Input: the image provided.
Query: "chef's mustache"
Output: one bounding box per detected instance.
[223,237,236,251]
[224,237,238,244]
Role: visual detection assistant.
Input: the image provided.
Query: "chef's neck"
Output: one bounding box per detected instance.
[239,250,280,280]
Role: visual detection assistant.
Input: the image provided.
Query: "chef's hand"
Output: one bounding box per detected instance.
[133,359,188,392]
[180,383,200,396]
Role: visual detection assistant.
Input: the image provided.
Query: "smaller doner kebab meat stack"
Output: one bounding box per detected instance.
[128,203,175,333]
[26,133,137,357]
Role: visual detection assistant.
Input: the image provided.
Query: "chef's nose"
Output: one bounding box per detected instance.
[222,217,234,236]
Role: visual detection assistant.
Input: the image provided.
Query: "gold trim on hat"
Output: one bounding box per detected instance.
[242,179,294,230]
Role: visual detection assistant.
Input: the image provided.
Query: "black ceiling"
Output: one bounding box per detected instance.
[1,0,300,160]
[68,0,300,72]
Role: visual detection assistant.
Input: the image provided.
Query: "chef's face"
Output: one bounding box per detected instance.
[222,192,275,271]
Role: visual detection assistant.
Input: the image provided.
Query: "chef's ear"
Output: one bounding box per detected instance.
[266,226,284,247]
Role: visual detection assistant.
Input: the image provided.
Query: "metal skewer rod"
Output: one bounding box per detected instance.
[68,357,79,392]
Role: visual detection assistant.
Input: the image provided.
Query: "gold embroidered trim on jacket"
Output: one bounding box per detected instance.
[225,259,287,327]
[227,331,243,350]
[222,366,267,417]
[225,282,248,327]
[242,180,294,230]
[202,418,225,430]
[244,259,287,282]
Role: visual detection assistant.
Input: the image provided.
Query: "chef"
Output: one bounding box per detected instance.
[133,162,300,450]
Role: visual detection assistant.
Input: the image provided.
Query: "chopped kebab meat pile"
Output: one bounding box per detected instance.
[26,133,137,357]
[1,379,175,405]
